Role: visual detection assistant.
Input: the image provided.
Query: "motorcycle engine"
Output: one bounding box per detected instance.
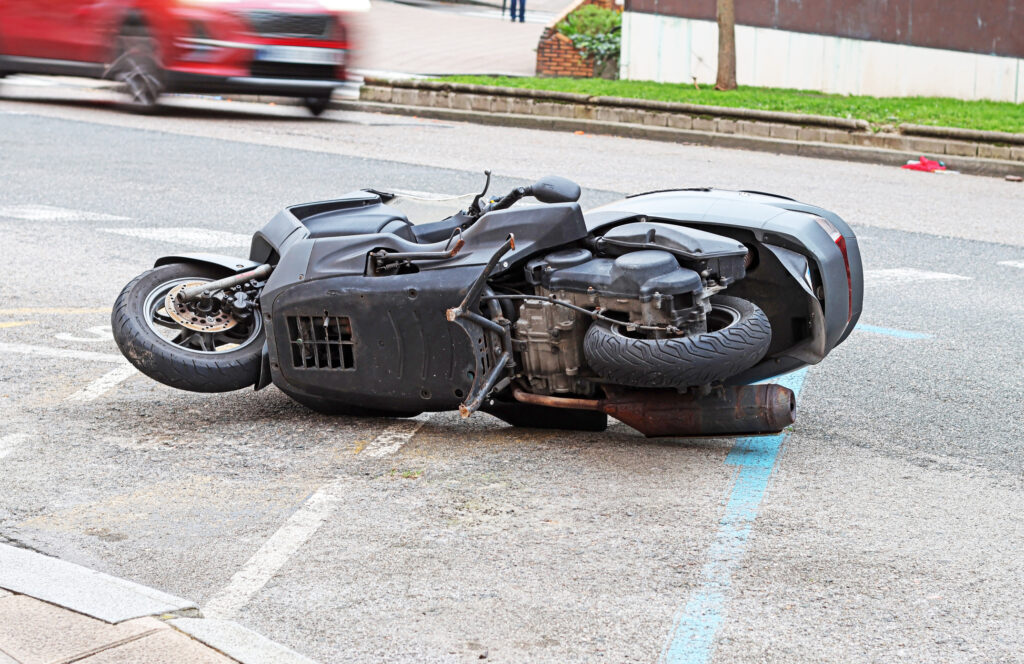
[514,221,749,396]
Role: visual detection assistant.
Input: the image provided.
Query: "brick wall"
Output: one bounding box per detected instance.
[536,30,594,77]
[535,0,619,78]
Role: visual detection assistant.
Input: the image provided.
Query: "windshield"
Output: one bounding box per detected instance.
[386,189,477,225]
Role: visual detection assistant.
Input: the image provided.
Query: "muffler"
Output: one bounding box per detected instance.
[513,384,795,437]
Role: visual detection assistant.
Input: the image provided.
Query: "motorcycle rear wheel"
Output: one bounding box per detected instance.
[112,263,264,392]
[583,295,771,389]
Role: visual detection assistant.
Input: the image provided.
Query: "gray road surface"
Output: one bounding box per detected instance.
[0,87,1022,664]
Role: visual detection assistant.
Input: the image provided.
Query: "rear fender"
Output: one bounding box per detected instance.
[154,253,261,273]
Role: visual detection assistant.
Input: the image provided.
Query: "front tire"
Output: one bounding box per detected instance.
[111,22,163,113]
[303,95,331,116]
[112,263,264,392]
[583,295,771,389]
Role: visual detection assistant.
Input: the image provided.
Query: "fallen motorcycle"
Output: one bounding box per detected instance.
[112,174,863,437]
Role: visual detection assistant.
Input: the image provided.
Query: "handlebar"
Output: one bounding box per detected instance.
[481,186,530,215]
[468,174,582,219]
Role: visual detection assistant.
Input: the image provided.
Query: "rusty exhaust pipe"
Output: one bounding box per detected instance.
[513,384,795,437]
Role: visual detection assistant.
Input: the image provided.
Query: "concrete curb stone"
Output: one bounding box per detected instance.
[365,77,870,130]
[168,618,317,664]
[0,544,320,664]
[0,543,195,623]
[900,122,1024,146]
[337,94,1024,179]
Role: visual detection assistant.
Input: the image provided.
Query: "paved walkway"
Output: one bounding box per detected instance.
[0,544,313,664]
[348,0,567,76]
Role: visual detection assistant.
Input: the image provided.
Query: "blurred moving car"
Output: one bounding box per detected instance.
[0,0,355,115]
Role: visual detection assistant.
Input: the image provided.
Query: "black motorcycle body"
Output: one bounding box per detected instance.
[114,177,863,437]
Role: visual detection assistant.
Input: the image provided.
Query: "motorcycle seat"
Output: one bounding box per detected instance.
[411,215,465,244]
[301,208,416,242]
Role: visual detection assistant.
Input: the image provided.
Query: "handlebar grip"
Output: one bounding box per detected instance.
[490,186,530,212]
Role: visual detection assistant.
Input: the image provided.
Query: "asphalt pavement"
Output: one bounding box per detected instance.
[0,85,1022,664]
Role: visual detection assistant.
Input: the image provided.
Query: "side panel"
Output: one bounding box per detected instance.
[266,267,479,412]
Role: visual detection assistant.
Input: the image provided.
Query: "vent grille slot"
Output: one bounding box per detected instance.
[287,315,354,370]
[243,11,333,38]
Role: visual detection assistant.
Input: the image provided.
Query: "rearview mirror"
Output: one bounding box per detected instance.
[530,176,581,204]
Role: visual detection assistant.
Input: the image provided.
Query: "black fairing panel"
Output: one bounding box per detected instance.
[267,267,478,412]
[462,202,588,274]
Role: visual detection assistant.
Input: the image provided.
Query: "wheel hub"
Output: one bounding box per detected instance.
[164,282,238,332]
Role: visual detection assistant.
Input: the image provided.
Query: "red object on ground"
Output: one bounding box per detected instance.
[0,0,351,102]
[902,156,946,172]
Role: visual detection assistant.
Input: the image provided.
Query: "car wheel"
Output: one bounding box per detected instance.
[111,22,163,113]
[303,95,331,116]
[0,35,8,79]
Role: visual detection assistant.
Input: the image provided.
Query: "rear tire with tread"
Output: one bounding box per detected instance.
[583,295,771,389]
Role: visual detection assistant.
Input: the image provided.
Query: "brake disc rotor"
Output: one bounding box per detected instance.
[164,282,238,333]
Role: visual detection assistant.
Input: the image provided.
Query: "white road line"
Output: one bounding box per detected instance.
[388,189,467,200]
[202,488,340,619]
[0,205,129,222]
[4,75,63,87]
[863,268,971,284]
[0,434,31,460]
[0,342,125,364]
[203,415,430,619]
[65,365,138,403]
[54,326,114,343]
[998,260,1024,270]
[361,415,430,458]
[0,307,109,315]
[98,227,251,248]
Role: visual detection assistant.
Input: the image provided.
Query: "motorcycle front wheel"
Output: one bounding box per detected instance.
[112,263,264,392]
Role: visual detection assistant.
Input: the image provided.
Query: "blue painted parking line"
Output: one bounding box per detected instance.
[855,324,933,340]
[659,320,935,662]
[660,369,808,664]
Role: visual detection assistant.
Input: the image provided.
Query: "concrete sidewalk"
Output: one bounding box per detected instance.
[0,544,314,664]
[347,0,552,76]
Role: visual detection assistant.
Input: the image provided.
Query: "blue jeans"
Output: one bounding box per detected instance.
[510,0,525,22]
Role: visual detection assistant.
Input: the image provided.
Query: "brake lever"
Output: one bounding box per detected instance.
[469,169,493,216]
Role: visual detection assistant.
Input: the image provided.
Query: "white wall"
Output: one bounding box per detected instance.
[620,13,1024,103]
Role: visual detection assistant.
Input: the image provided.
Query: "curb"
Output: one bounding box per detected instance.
[0,543,316,664]
[350,79,1024,178]
[334,99,1024,179]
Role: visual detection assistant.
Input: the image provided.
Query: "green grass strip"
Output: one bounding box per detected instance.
[439,76,1024,134]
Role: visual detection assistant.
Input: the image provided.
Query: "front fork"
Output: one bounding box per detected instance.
[446,235,517,417]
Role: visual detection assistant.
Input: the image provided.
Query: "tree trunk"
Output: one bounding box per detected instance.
[715,0,737,90]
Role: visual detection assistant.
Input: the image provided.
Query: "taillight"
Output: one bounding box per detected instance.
[813,216,853,322]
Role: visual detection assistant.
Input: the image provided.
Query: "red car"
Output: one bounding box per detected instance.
[0,0,352,114]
